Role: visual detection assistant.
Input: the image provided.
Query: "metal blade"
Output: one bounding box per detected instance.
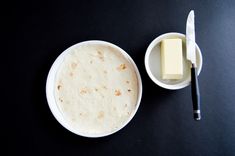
[186,10,196,65]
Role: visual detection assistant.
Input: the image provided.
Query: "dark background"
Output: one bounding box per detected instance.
[4,0,235,155]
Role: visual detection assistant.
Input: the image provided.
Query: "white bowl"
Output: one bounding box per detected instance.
[46,40,142,138]
[145,32,203,90]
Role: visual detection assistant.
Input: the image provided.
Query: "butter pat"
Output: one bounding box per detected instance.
[161,39,183,79]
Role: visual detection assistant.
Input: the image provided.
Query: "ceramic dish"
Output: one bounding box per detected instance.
[145,32,203,90]
[46,40,142,137]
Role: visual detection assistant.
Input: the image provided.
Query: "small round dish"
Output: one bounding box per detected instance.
[46,40,142,138]
[145,32,203,90]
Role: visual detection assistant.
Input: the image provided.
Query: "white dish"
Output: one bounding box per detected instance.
[145,32,203,90]
[46,40,142,137]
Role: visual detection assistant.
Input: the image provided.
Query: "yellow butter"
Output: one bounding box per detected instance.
[161,39,183,79]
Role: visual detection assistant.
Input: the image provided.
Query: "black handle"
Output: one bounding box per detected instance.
[191,64,201,121]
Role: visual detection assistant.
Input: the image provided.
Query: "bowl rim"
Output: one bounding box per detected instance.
[144,32,203,90]
[46,40,142,138]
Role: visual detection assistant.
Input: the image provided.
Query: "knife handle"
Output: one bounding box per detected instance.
[191,64,201,121]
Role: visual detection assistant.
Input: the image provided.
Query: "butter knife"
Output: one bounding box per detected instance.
[186,10,201,121]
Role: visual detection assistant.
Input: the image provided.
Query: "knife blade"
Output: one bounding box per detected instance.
[186,10,201,121]
[186,10,196,65]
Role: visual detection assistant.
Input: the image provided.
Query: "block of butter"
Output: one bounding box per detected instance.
[161,38,183,79]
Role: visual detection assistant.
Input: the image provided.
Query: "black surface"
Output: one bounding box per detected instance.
[5,0,235,156]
